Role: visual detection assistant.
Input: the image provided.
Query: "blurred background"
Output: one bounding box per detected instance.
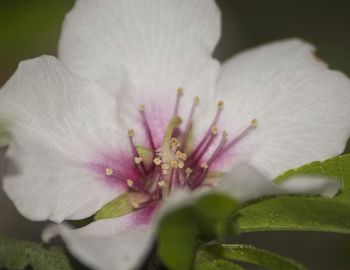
[0,0,350,269]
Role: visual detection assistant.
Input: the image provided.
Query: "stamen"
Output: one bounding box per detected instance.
[161,116,182,163]
[221,119,257,154]
[191,101,224,157]
[207,131,228,167]
[128,130,147,176]
[139,105,155,150]
[173,88,184,116]
[180,96,200,151]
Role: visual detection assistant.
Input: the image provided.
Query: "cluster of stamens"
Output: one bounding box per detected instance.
[104,88,257,209]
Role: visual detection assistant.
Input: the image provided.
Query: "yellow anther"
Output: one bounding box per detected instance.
[181,153,187,160]
[158,180,166,187]
[127,179,134,187]
[134,156,143,164]
[128,129,135,137]
[195,96,200,105]
[185,168,193,175]
[217,100,224,109]
[162,164,170,170]
[178,161,185,169]
[223,131,228,138]
[138,104,145,111]
[105,168,114,176]
[170,160,178,168]
[251,119,257,127]
[177,87,184,95]
[131,201,140,209]
[200,163,209,169]
[211,126,218,135]
[162,170,169,175]
[176,150,182,159]
[153,157,162,165]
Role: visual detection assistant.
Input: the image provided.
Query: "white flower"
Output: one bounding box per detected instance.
[1,0,350,270]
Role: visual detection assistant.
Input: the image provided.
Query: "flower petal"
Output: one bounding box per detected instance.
[0,56,130,222]
[59,0,221,95]
[53,210,155,270]
[217,39,350,178]
[217,163,340,202]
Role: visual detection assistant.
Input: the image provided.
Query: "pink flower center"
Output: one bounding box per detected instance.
[104,89,256,209]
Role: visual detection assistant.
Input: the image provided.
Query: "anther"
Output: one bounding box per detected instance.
[178,161,185,169]
[105,168,114,176]
[162,164,170,171]
[185,168,193,175]
[200,163,209,169]
[128,129,135,137]
[217,100,224,109]
[134,156,143,164]
[251,119,257,127]
[211,126,219,135]
[158,180,166,187]
[153,157,162,165]
[170,160,178,168]
[127,179,134,187]
[138,104,145,112]
[195,96,200,105]
[177,87,184,95]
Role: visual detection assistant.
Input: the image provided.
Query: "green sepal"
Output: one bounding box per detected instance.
[94,192,134,220]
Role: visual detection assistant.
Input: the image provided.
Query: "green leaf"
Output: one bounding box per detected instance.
[195,249,245,270]
[94,192,134,220]
[157,206,198,270]
[0,237,77,270]
[194,193,239,239]
[274,155,350,204]
[236,155,350,233]
[237,197,350,233]
[203,243,306,270]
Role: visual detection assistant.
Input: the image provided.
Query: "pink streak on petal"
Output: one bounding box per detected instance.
[131,203,160,226]
[88,149,139,190]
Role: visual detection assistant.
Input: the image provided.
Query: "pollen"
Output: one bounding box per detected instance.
[170,159,178,168]
[178,161,185,169]
[105,167,114,176]
[185,168,193,175]
[162,164,170,170]
[127,179,134,187]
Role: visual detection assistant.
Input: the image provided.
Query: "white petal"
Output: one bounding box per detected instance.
[217,39,350,178]
[217,163,340,202]
[0,56,130,222]
[59,0,221,96]
[55,210,155,270]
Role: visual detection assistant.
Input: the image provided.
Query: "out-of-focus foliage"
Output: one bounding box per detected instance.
[0,0,74,85]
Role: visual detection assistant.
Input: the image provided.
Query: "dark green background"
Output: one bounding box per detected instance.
[0,0,350,269]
